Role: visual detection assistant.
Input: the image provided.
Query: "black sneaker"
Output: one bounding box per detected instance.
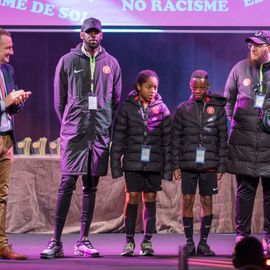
[197,242,215,256]
[183,241,196,256]
[40,240,64,259]
[74,239,100,257]
[121,242,135,256]
[140,240,154,256]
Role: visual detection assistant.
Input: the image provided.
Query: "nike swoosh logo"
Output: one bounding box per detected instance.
[213,187,218,191]
[74,69,84,74]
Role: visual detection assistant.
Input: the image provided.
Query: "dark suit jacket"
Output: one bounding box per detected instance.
[1,63,22,152]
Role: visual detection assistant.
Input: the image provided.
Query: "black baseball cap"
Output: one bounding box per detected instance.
[81,17,102,32]
[245,30,270,45]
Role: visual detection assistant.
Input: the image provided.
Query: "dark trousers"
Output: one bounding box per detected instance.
[53,159,99,242]
[236,175,270,237]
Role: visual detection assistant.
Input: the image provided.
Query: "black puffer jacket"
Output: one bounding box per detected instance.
[224,59,270,177]
[110,90,172,180]
[172,94,227,172]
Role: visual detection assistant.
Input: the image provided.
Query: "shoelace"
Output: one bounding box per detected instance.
[126,242,134,250]
[48,240,59,249]
[142,242,152,250]
[81,240,94,249]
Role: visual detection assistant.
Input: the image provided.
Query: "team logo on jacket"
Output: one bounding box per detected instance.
[243,78,251,87]
[207,106,215,114]
[152,106,160,114]
[103,66,111,74]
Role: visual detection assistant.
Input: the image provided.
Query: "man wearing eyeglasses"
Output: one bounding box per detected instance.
[224,30,270,255]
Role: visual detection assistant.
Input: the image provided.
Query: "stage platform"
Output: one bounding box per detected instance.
[1,233,253,270]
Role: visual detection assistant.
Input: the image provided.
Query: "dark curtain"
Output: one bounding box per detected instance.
[10,31,249,142]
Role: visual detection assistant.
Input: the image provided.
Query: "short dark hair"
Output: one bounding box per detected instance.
[233,236,265,269]
[135,70,159,90]
[190,69,208,80]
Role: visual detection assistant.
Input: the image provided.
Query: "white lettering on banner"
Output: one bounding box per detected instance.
[122,0,147,11]
[151,0,228,12]
[243,0,264,7]
[58,8,88,22]
[122,0,229,12]
[0,0,28,10]
[31,1,55,16]
[0,0,265,24]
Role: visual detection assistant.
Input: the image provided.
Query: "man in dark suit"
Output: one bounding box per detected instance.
[0,28,31,260]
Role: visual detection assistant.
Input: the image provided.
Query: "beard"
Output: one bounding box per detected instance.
[84,39,101,51]
[248,53,261,68]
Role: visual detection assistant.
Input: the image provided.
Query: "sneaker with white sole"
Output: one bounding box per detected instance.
[40,240,64,259]
[74,239,99,257]
[140,240,154,256]
[121,242,135,256]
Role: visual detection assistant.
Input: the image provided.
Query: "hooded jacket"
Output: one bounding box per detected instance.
[172,93,227,172]
[110,90,172,180]
[54,43,122,176]
[224,59,270,177]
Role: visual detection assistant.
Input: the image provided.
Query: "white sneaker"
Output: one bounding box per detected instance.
[74,239,99,257]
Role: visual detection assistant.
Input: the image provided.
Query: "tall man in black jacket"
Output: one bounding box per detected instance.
[40,17,122,259]
[224,30,270,255]
[172,70,227,256]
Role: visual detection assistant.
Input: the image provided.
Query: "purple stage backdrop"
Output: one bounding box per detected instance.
[0,0,269,27]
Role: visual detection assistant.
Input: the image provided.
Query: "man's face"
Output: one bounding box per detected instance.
[190,78,209,101]
[80,28,103,51]
[248,42,270,64]
[0,34,14,64]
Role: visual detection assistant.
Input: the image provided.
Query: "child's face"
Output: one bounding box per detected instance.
[190,78,209,101]
[137,76,158,103]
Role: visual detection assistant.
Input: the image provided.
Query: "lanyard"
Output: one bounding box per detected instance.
[139,101,149,122]
[138,101,149,145]
[89,56,96,94]
[258,64,263,94]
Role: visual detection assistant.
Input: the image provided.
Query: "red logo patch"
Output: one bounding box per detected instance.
[207,106,215,114]
[103,66,111,74]
[152,106,160,114]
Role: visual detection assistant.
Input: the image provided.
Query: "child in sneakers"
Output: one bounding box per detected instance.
[110,70,172,256]
[172,70,227,256]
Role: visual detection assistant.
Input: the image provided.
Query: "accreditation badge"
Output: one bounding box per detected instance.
[195,146,206,164]
[254,94,265,109]
[88,94,97,110]
[141,145,151,162]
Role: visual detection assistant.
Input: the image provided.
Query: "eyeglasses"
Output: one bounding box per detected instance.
[248,43,269,50]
